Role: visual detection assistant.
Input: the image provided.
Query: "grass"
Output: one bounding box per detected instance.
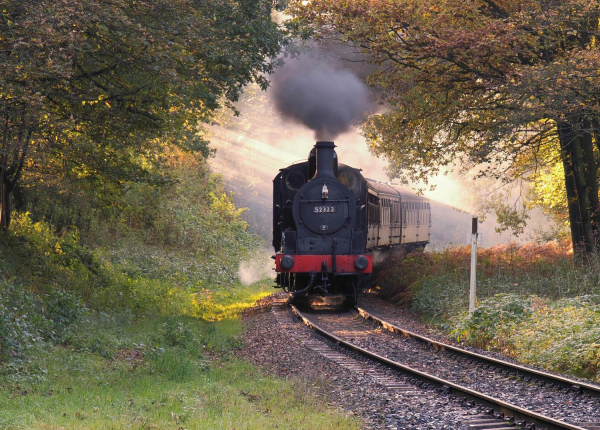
[0,313,361,429]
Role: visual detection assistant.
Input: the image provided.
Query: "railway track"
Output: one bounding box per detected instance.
[276,299,600,430]
[355,305,600,401]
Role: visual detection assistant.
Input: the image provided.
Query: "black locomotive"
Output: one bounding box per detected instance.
[273,141,431,305]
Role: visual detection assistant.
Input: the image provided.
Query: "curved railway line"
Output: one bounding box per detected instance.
[270,297,600,430]
[356,306,600,401]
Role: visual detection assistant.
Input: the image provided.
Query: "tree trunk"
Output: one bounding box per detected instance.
[570,136,595,252]
[559,141,584,255]
[558,122,590,254]
[591,118,600,155]
[0,178,12,231]
[581,118,600,244]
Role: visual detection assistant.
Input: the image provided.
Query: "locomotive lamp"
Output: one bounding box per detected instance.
[322,183,329,199]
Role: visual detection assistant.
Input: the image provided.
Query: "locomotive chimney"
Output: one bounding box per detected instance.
[312,141,337,179]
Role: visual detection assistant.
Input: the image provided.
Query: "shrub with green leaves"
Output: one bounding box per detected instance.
[444,295,600,380]
[509,296,600,379]
[0,285,41,360]
[451,294,533,349]
[0,281,86,360]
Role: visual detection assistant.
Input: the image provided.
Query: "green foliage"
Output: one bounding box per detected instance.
[1,212,108,294]
[411,274,467,321]
[160,320,201,350]
[44,289,87,341]
[482,193,530,236]
[392,243,600,319]
[0,281,41,360]
[527,154,571,233]
[0,147,272,368]
[510,296,600,378]
[0,281,87,361]
[451,294,533,349]
[289,0,600,179]
[0,0,288,231]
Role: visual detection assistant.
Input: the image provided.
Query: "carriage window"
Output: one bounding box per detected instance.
[391,202,399,224]
[383,198,390,225]
[368,194,380,225]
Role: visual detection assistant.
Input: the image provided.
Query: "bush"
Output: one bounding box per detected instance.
[161,320,201,350]
[444,295,600,380]
[0,281,86,360]
[44,289,87,341]
[381,242,597,316]
[0,282,41,360]
[509,296,600,379]
[0,147,271,372]
[410,273,467,319]
[451,294,533,349]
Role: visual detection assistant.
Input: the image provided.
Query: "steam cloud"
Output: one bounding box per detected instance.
[271,56,371,140]
[237,250,275,285]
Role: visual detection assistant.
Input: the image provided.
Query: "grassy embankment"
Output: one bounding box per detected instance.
[0,153,360,429]
[377,243,600,381]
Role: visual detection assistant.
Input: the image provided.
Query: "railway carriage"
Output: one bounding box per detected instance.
[273,141,430,305]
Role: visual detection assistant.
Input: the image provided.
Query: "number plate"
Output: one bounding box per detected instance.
[313,206,336,213]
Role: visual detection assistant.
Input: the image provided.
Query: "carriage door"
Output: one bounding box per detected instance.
[391,201,401,245]
[367,193,380,247]
[401,201,407,244]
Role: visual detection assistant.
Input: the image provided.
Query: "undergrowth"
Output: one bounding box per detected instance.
[451,294,600,380]
[0,150,360,428]
[379,243,600,380]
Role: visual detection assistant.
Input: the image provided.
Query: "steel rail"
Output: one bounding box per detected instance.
[290,304,587,430]
[356,306,600,400]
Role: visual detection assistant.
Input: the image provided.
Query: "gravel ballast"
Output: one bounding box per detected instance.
[240,294,513,429]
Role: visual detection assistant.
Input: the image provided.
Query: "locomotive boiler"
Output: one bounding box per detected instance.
[273,141,431,305]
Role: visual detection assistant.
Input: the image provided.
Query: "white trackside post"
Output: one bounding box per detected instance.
[469,217,478,313]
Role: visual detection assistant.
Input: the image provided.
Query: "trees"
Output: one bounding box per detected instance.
[289,0,600,254]
[0,0,286,229]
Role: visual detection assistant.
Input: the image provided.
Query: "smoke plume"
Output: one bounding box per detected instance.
[271,55,371,140]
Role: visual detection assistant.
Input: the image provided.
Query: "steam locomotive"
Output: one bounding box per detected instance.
[273,141,431,305]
